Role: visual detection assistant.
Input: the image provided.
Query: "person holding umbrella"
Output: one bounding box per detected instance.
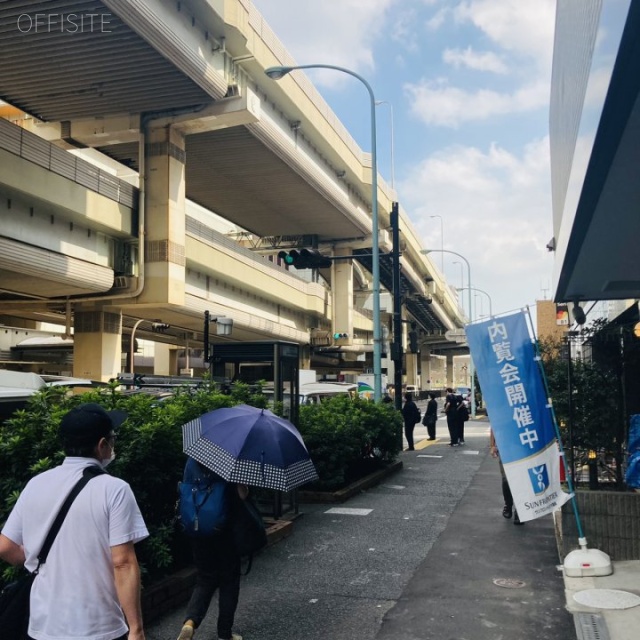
[177,457,246,640]
[178,404,319,640]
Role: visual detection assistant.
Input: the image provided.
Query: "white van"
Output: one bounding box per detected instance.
[262,381,357,407]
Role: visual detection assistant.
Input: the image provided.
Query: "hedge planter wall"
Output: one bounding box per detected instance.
[0,384,402,588]
[559,490,640,560]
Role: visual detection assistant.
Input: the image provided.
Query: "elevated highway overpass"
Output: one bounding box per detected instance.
[0,0,467,383]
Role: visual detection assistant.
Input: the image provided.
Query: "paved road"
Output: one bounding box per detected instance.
[146,418,574,640]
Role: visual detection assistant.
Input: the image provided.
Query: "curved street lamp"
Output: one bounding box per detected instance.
[458,286,493,317]
[265,64,383,401]
[374,100,395,190]
[421,248,475,417]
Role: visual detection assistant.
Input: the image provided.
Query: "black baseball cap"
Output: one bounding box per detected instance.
[59,403,127,448]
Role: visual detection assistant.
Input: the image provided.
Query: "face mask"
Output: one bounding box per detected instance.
[101,448,116,469]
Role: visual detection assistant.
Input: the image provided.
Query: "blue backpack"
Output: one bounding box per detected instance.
[178,459,228,536]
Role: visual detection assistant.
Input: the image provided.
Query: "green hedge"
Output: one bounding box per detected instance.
[0,384,401,585]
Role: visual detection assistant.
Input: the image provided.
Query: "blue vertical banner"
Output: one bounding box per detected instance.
[466,311,571,522]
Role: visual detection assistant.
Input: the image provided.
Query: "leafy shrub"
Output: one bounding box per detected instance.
[1,382,400,586]
[296,396,402,490]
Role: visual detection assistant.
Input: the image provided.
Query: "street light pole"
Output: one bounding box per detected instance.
[130,318,145,374]
[429,215,444,272]
[421,248,475,417]
[266,63,383,401]
[453,261,465,292]
[374,100,395,190]
[458,286,493,317]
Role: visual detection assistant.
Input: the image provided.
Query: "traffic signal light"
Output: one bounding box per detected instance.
[333,331,350,345]
[408,329,419,353]
[151,322,170,333]
[278,249,332,269]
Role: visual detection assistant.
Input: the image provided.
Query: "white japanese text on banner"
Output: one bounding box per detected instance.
[466,312,571,522]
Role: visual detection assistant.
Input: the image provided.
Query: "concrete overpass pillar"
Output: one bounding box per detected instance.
[420,350,431,389]
[405,352,419,387]
[72,309,122,382]
[154,343,172,376]
[139,125,186,305]
[331,248,353,343]
[446,353,454,388]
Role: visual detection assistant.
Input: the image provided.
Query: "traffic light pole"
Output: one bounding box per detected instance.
[203,310,210,370]
[390,203,403,411]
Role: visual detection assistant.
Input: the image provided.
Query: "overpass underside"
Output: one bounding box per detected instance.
[0,0,465,381]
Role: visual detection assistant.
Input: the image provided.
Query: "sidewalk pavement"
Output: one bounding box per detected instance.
[564,559,640,640]
[146,417,638,640]
[379,418,574,640]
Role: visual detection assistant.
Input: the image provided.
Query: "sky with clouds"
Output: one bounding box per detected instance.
[252,0,561,321]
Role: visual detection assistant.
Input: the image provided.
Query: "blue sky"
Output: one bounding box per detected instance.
[251,0,616,322]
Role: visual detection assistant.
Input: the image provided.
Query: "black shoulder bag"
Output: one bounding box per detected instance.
[0,466,104,639]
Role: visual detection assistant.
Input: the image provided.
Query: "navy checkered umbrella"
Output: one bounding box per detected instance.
[181,404,318,492]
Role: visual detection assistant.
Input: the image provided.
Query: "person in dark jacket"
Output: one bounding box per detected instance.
[422,392,438,440]
[401,392,421,451]
[444,388,461,446]
[177,458,246,640]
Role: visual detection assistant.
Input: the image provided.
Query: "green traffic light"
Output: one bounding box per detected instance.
[284,254,295,265]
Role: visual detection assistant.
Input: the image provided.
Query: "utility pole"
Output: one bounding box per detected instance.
[390,202,403,411]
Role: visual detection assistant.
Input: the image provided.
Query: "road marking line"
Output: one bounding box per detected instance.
[324,507,373,515]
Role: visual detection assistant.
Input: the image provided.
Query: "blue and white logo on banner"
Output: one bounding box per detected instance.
[528,464,549,495]
[466,311,571,522]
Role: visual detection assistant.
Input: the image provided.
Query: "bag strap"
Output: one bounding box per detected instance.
[36,465,104,570]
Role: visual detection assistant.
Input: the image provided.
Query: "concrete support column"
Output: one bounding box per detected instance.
[154,343,172,376]
[140,125,186,305]
[446,353,454,388]
[421,350,432,388]
[405,352,419,387]
[73,309,122,382]
[331,248,353,345]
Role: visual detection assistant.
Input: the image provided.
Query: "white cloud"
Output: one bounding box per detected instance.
[442,46,508,74]
[453,0,556,71]
[405,77,550,127]
[391,8,421,53]
[403,1,556,127]
[252,0,397,87]
[401,137,554,313]
[425,6,449,31]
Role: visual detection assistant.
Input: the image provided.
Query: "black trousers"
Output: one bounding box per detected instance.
[446,417,458,444]
[184,530,241,639]
[499,460,513,507]
[404,422,415,449]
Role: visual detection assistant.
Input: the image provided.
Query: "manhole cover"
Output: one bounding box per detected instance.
[493,578,526,589]
[573,589,640,610]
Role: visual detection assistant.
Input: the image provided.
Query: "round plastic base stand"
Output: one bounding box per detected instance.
[563,538,613,577]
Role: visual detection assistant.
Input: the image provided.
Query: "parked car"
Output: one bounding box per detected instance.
[263,382,358,406]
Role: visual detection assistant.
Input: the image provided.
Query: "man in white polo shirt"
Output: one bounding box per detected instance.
[0,403,149,640]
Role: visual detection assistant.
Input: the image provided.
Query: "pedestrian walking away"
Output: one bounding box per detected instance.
[401,392,421,451]
[0,403,149,640]
[444,388,461,446]
[456,394,470,445]
[177,457,247,640]
[422,392,438,440]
